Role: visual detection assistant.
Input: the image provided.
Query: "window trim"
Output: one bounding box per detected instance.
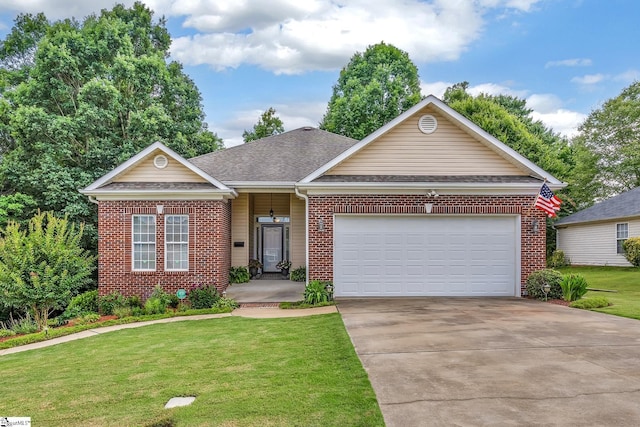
[132,214,157,271]
[616,223,629,254]
[165,214,189,271]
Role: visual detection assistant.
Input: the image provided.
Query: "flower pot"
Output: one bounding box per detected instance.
[281,268,289,278]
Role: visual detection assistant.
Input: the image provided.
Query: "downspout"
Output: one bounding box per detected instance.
[294,185,309,284]
[88,195,99,205]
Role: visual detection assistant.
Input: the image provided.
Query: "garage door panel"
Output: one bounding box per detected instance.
[334,215,518,297]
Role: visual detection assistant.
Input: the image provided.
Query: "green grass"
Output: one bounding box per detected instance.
[0,314,383,427]
[558,266,640,320]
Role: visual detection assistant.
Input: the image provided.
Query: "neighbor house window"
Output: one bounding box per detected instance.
[617,223,629,254]
[165,215,189,271]
[133,215,156,270]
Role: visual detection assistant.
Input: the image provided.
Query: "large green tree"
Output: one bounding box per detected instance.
[243,107,284,142]
[320,42,422,139]
[570,81,640,201]
[0,3,222,245]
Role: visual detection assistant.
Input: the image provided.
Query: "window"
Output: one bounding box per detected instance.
[165,215,189,271]
[133,215,156,270]
[617,223,629,254]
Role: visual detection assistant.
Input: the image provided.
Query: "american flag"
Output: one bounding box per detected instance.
[535,183,562,217]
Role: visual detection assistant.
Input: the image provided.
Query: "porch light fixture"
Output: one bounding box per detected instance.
[424,203,433,214]
[427,189,439,197]
[318,218,325,231]
[269,193,274,218]
[532,219,539,233]
[156,205,164,215]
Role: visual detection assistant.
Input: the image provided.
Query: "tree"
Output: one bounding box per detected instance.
[243,107,284,142]
[0,3,223,249]
[0,193,37,229]
[320,42,422,139]
[0,212,95,330]
[571,81,640,201]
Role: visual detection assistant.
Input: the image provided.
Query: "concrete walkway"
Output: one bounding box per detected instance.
[338,298,640,427]
[0,306,337,356]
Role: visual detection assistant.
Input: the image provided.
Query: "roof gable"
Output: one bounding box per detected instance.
[301,95,563,186]
[82,142,232,194]
[556,187,640,226]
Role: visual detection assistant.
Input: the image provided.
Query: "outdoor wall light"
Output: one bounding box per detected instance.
[318,218,325,231]
[156,205,164,215]
[532,219,539,233]
[424,203,433,214]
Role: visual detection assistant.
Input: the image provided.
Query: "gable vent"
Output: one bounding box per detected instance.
[153,154,168,169]
[418,114,438,134]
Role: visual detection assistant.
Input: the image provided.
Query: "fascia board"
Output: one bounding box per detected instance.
[82,141,231,192]
[223,181,297,191]
[81,190,234,201]
[297,182,556,196]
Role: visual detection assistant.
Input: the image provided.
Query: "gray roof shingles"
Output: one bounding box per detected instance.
[313,175,543,183]
[555,186,640,226]
[189,127,358,183]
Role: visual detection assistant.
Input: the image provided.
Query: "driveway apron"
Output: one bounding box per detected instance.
[338,298,640,427]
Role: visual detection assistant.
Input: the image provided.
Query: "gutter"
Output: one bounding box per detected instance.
[294,185,309,285]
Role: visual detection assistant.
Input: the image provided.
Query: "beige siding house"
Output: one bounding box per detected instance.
[556,187,640,266]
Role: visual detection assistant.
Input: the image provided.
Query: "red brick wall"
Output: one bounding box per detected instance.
[97,200,231,298]
[308,194,546,295]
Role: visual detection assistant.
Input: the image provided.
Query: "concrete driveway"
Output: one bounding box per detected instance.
[338,298,640,426]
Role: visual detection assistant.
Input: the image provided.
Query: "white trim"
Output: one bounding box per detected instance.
[165,214,189,272]
[132,214,157,272]
[300,95,565,186]
[294,186,310,284]
[81,141,233,193]
[82,191,233,201]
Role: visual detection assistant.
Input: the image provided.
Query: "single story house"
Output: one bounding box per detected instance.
[555,186,640,266]
[81,95,564,298]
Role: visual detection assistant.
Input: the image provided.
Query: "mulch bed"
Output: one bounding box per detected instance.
[0,315,119,343]
[547,299,570,306]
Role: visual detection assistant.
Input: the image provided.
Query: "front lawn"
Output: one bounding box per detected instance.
[0,314,383,426]
[558,266,640,320]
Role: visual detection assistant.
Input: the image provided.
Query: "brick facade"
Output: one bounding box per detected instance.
[307,194,546,295]
[97,200,231,298]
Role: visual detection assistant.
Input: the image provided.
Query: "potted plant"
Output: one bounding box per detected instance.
[276,260,292,278]
[248,259,263,279]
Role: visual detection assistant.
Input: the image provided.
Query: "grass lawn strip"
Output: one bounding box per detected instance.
[0,314,384,426]
[559,266,640,320]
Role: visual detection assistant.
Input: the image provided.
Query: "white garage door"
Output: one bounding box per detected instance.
[334,215,519,297]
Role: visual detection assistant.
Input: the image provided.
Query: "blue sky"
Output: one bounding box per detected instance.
[0,0,638,146]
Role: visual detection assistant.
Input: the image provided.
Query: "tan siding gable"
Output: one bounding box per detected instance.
[557,219,640,266]
[115,150,207,183]
[252,193,291,216]
[326,106,524,176]
[290,194,306,268]
[231,193,250,266]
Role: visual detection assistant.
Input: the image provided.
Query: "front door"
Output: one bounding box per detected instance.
[262,225,283,272]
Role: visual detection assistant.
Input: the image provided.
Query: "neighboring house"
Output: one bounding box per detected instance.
[555,187,640,266]
[81,95,564,298]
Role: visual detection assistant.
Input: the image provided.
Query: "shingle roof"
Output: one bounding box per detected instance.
[313,175,544,183]
[189,127,358,183]
[555,186,640,226]
[99,182,219,191]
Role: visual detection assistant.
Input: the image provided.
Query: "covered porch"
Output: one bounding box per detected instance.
[230,192,306,274]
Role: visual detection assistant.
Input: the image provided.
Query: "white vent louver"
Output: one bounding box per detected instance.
[418,114,438,134]
[153,154,168,169]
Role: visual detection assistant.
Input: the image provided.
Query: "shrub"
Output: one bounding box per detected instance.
[126,295,143,309]
[570,296,610,309]
[99,291,126,315]
[304,280,331,305]
[623,237,640,267]
[214,297,239,310]
[526,269,563,300]
[144,297,167,315]
[188,284,219,309]
[149,285,172,307]
[290,266,306,282]
[64,290,99,319]
[0,328,16,338]
[229,266,250,284]
[3,312,38,334]
[167,294,180,309]
[547,250,570,268]
[73,312,101,325]
[113,306,133,319]
[559,274,588,302]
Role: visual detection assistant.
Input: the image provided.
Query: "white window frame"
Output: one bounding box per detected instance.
[616,223,629,254]
[165,214,189,271]
[132,215,156,271]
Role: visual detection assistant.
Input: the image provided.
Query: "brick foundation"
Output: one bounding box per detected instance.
[307,194,546,295]
[97,200,231,298]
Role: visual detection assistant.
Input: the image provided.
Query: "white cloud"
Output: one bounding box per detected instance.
[467,82,529,98]
[420,81,452,98]
[614,69,640,83]
[571,73,607,85]
[526,93,562,114]
[530,109,586,138]
[214,102,327,147]
[0,0,139,19]
[545,58,592,68]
